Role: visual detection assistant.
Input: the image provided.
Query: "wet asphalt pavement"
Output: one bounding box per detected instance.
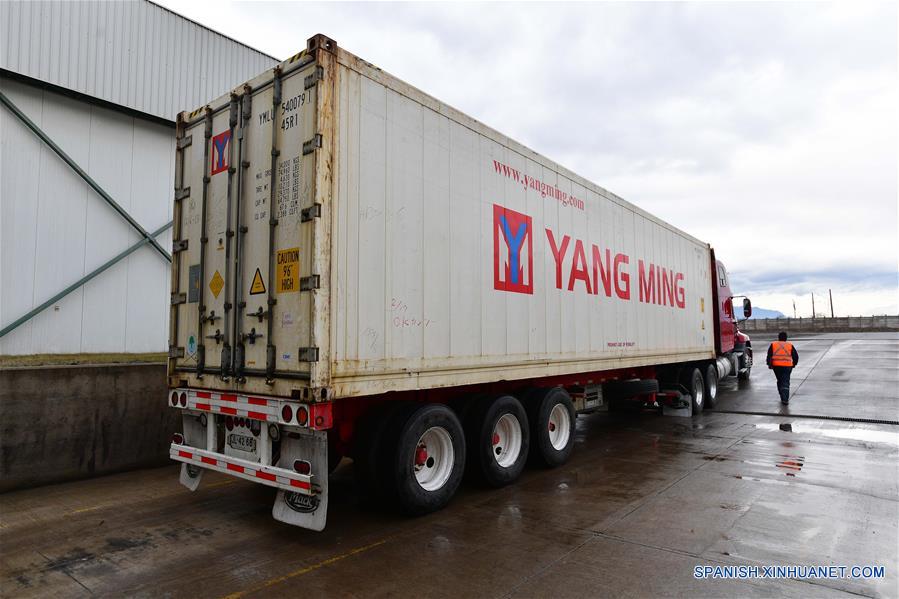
[1,332,897,598]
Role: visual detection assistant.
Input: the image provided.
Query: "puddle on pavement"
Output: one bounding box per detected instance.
[754,422,899,446]
[775,455,805,477]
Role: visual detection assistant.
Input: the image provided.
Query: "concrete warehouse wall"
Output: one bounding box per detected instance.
[738,315,899,333]
[0,362,173,493]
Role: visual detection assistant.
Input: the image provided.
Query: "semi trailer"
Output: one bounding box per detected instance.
[167,34,754,531]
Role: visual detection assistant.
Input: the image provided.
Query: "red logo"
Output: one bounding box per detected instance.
[493,204,533,294]
[211,130,231,175]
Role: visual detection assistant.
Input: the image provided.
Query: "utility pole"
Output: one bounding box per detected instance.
[812,292,816,318]
[829,289,834,317]
[793,299,797,318]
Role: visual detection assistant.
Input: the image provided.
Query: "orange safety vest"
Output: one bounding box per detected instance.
[770,341,794,367]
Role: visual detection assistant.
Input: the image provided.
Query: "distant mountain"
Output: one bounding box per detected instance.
[746,307,786,319]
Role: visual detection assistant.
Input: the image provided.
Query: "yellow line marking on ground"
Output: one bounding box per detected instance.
[222,538,390,599]
[69,504,107,515]
[205,479,237,489]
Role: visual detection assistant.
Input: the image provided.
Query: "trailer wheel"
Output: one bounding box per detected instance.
[524,387,576,468]
[390,404,465,515]
[465,395,529,487]
[704,364,719,409]
[683,368,704,414]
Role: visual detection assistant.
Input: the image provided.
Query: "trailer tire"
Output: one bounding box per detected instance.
[704,364,719,409]
[465,395,529,487]
[683,367,705,414]
[390,403,466,516]
[524,387,576,468]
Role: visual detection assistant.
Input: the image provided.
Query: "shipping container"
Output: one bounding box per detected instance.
[168,35,754,530]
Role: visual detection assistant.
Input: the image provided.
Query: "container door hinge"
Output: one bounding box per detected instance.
[171,292,187,305]
[300,275,320,291]
[173,239,189,253]
[298,347,319,362]
[169,345,184,358]
[302,134,322,155]
[304,66,324,89]
[177,135,193,149]
[175,187,191,200]
[301,203,321,222]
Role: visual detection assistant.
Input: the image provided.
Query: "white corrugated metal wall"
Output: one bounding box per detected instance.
[1,0,277,356]
[1,0,276,121]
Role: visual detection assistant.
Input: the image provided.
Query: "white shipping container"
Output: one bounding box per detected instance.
[169,35,716,400]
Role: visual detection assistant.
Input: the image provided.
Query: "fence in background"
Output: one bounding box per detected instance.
[738,315,899,333]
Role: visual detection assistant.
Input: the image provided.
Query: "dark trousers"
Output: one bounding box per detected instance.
[773,367,793,403]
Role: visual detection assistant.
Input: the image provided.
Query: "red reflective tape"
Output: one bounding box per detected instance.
[196,391,211,399]
[178,450,193,459]
[201,456,217,465]
[289,479,312,490]
[248,411,267,420]
[256,471,276,482]
[196,402,211,410]
[248,397,268,406]
[219,406,237,415]
[221,394,237,402]
[227,463,245,474]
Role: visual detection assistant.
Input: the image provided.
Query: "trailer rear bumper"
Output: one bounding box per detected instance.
[170,443,314,495]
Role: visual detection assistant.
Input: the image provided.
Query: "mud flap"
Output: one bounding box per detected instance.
[179,413,207,491]
[272,429,329,531]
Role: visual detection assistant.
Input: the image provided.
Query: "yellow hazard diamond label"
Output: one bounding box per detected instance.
[209,270,224,298]
[250,268,266,295]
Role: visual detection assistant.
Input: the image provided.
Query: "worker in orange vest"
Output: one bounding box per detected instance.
[766,331,799,404]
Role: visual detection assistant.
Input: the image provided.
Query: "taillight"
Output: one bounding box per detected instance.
[170,391,178,406]
[296,406,308,426]
[225,416,234,430]
[251,420,261,437]
[172,433,184,445]
[281,405,293,423]
[179,392,187,407]
[293,460,311,475]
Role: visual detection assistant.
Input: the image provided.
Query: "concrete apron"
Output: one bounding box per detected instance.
[0,363,174,492]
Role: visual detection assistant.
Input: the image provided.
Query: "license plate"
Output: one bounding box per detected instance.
[227,433,257,453]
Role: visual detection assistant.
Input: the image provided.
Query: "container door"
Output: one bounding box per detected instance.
[171,105,240,379]
[233,65,318,383]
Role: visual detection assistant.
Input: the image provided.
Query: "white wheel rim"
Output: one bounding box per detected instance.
[492,413,523,468]
[694,375,704,407]
[708,370,717,398]
[548,404,571,451]
[413,426,454,491]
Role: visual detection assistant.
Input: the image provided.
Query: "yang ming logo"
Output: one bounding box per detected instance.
[211,130,231,175]
[493,204,533,294]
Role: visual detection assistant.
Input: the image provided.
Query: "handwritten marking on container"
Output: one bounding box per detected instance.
[390,297,434,328]
[276,247,299,293]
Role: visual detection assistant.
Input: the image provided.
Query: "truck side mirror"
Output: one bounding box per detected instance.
[743,298,752,319]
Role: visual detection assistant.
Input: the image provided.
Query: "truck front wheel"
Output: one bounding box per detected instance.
[524,387,576,468]
[391,404,466,515]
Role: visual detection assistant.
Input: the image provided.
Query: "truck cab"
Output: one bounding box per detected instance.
[712,259,753,379]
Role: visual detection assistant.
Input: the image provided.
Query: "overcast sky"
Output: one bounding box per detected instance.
[159,0,898,317]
